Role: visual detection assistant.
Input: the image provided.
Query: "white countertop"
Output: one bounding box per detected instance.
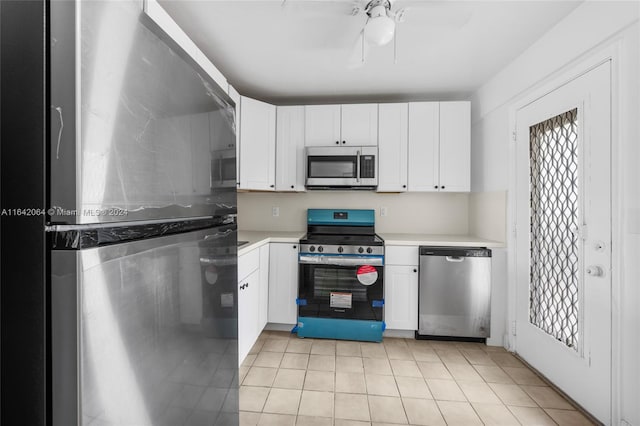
[379,233,505,248]
[237,230,504,255]
[237,231,305,256]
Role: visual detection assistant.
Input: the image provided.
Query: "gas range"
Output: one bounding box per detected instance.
[296,209,385,342]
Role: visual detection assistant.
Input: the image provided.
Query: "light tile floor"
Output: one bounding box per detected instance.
[239,331,595,426]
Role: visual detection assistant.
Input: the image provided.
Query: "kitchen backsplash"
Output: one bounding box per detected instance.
[238,191,470,234]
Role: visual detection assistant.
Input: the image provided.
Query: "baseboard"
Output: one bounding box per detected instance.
[383,329,415,339]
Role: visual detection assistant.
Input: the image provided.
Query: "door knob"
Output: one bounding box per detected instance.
[586,265,604,277]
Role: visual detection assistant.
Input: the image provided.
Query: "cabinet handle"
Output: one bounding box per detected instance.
[413,269,417,273]
[335,141,340,145]
[270,184,275,188]
[293,245,297,249]
[342,141,346,144]
[291,185,294,189]
[441,186,445,189]
[402,185,406,188]
[434,185,438,189]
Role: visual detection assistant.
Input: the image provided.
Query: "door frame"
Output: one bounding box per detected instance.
[506,42,623,423]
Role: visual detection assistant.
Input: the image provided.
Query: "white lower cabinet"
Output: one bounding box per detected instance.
[238,245,270,364]
[238,268,259,364]
[268,243,299,325]
[258,244,270,330]
[384,246,419,330]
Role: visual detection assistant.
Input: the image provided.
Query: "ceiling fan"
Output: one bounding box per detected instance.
[353,0,406,47]
[347,0,410,68]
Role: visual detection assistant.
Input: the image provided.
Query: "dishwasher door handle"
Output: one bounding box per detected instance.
[445,256,465,262]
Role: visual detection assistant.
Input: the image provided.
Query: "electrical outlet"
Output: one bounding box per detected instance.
[380,207,388,217]
[272,206,279,217]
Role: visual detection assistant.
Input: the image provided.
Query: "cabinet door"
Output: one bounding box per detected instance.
[238,269,260,364]
[439,102,470,192]
[377,103,408,192]
[384,265,419,330]
[228,85,241,188]
[268,243,299,324]
[407,102,439,192]
[304,105,341,146]
[276,106,306,191]
[341,104,378,146]
[239,97,276,190]
[259,244,270,331]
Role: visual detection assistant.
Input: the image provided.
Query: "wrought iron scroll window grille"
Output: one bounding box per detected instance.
[529,108,580,351]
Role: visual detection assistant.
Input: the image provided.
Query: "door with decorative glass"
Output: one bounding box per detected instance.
[515,61,611,423]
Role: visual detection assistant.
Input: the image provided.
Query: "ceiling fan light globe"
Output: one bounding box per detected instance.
[364,15,395,46]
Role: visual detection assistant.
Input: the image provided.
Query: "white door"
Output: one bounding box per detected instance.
[238,269,260,364]
[407,102,439,192]
[377,103,408,192]
[515,61,611,423]
[268,243,299,324]
[384,265,419,330]
[239,97,276,190]
[275,106,305,192]
[304,104,341,146]
[439,102,470,192]
[258,244,270,330]
[341,103,378,146]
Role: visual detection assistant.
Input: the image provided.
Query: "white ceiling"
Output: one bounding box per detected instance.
[159,0,582,104]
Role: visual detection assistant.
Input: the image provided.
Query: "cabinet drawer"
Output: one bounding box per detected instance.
[385,246,419,266]
[238,248,260,282]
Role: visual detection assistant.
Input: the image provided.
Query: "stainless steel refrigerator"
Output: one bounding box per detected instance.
[46,1,239,424]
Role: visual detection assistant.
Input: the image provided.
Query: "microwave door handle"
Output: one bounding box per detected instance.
[218,156,223,183]
[356,150,361,182]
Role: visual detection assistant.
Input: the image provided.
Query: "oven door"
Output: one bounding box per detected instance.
[298,254,384,321]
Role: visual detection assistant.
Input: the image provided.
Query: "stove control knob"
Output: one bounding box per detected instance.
[338,246,344,253]
[366,247,373,254]
[358,247,364,254]
[317,246,324,253]
[309,246,316,252]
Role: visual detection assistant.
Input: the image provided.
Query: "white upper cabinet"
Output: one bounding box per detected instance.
[341,104,378,146]
[304,105,341,146]
[439,102,471,192]
[304,104,378,147]
[377,103,408,192]
[276,106,306,192]
[407,101,470,192]
[408,102,440,191]
[239,96,276,191]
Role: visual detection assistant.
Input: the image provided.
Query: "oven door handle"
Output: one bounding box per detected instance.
[356,150,361,183]
[299,254,383,266]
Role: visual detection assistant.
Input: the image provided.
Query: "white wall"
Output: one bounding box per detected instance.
[238,191,469,234]
[470,2,639,424]
[468,190,506,243]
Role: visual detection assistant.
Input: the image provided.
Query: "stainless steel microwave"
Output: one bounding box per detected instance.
[305,146,378,189]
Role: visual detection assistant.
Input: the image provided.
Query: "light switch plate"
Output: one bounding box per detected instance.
[380,207,388,217]
[272,206,279,217]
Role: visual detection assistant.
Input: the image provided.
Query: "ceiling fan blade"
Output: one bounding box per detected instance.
[397,2,473,27]
[347,28,370,69]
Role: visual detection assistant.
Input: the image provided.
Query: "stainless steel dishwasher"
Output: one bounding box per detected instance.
[418,247,492,340]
